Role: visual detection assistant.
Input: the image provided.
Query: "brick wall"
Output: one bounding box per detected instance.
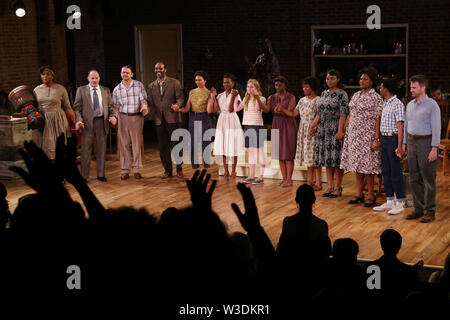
[0,0,40,93]
[72,0,106,88]
[99,0,449,99]
[1,0,449,98]
[0,0,68,93]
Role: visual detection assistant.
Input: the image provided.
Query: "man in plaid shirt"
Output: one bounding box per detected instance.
[113,65,149,180]
[373,78,406,215]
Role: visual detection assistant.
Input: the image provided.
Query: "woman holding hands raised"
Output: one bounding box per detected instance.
[211,74,244,179]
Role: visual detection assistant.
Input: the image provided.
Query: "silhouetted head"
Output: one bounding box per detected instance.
[295,184,316,213]
[380,228,402,256]
[332,238,359,265]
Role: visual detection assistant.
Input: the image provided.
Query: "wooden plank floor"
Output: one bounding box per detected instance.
[2,146,449,266]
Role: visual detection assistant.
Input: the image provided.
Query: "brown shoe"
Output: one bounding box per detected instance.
[121,173,129,180]
[176,171,184,178]
[420,214,435,223]
[406,211,423,220]
[161,172,173,179]
[134,173,142,179]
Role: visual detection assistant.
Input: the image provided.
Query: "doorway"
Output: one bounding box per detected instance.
[134,24,183,87]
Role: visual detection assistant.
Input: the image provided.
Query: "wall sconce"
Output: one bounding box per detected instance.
[10,0,26,17]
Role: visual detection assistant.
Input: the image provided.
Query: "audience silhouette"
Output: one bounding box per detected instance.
[0,135,446,301]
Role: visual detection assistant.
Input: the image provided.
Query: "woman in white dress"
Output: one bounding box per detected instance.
[210,74,244,179]
[275,76,322,190]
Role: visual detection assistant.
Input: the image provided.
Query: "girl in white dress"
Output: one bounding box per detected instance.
[210,74,244,179]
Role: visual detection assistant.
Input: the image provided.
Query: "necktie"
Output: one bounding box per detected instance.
[159,82,163,96]
[93,87,100,111]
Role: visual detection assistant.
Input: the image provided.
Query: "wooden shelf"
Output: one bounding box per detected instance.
[313,54,406,58]
[311,24,409,98]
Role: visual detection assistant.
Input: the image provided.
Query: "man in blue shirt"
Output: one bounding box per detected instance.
[401,75,441,223]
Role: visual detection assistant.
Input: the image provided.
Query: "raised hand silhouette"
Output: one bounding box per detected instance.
[9,138,70,201]
[54,134,84,185]
[186,169,217,211]
[231,182,261,233]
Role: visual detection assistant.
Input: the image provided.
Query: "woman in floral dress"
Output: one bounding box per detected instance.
[341,67,383,207]
[310,70,349,198]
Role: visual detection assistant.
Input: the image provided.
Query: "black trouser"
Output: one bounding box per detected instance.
[156,116,182,174]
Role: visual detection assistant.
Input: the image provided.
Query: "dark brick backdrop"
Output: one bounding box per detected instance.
[0,0,449,99]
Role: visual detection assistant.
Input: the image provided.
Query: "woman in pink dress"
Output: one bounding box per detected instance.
[269,76,297,187]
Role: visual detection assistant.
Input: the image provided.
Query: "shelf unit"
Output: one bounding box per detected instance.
[311,24,409,98]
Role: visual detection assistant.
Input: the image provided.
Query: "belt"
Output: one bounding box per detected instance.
[381,132,398,136]
[408,133,432,139]
[93,116,104,120]
[190,111,207,115]
[120,112,141,116]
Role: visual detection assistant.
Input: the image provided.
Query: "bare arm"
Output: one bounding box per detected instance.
[235,100,244,112]
[256,95,270,113]
[176,96,191,113]
[395,121,404,158]
[309,114,320,137]
[344,114,351,132]
[207,88,217,113]
[287,95,296,111]
[277,107,299,118]
[370,117,381,150]
[228,90,239,113]
[336,115,346,141]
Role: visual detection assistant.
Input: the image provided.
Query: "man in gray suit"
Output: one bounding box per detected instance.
[147,62,184,178]
[74,70,117,181]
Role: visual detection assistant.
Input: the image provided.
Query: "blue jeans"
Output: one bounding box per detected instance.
[381,135,406,200]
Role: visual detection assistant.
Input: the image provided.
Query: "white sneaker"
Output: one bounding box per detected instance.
[388,201,405,215]
[388,206,405,215]
[373,200,395,212]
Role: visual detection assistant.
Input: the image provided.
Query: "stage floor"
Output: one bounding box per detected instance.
[2,147,449,266]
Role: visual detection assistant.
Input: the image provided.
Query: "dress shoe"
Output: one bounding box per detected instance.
[176,171,184,178]
[134,173,142,179]
[349,195,365,204]
[121,173,129,180]
[363,197,377,207]
[420,214,435,223]
[97,176,107,182]
[328,187,343,198]
[322,188,334,197]
[161,172,173,179]
[406,211,423,220]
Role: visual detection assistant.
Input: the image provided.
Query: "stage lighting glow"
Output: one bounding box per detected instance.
[15,8,25,17]
[13,1,26,18]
